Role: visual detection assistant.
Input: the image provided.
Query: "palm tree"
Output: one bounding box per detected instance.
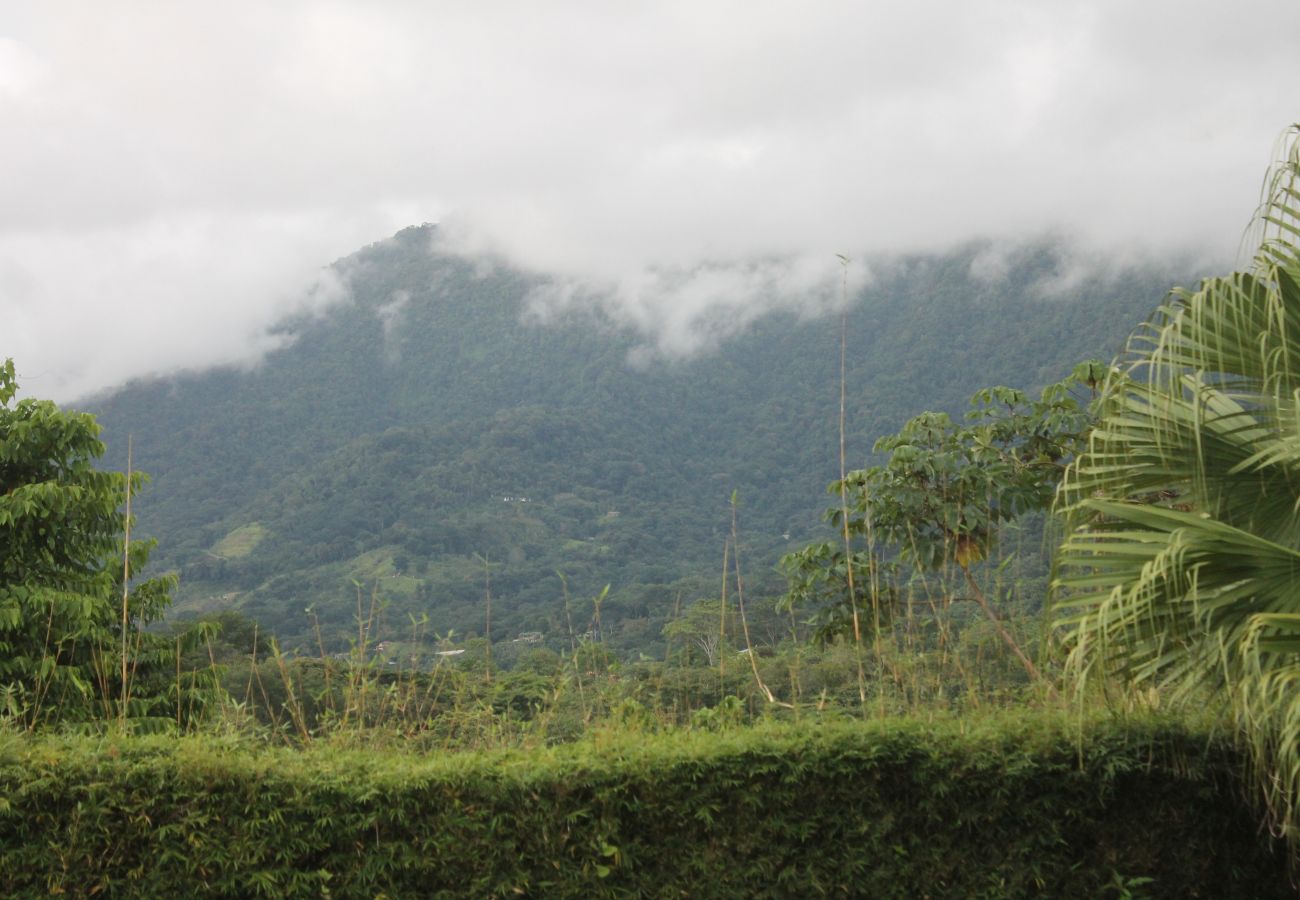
[1053,125,1300,845]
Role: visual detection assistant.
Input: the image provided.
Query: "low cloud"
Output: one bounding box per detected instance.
[375,289,411,365]
[523,254,869,362]
[2,1,1298,398]
[4,213,355,400]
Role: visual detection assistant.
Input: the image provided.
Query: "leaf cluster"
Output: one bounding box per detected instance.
[0,360,215,727]
[1053,126,1300,851]
[782,363,1100,640]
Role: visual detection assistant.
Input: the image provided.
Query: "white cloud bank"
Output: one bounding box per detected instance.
[1,1,1298,398]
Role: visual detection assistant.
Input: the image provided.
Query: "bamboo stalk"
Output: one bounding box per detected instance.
[119,435,132,730]
[835,256,869,709]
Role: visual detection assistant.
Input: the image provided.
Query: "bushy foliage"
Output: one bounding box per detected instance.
[0,360,212,727]
[782,363,1100,647]
[0,713,1285,896]
[1054,126,1300,853]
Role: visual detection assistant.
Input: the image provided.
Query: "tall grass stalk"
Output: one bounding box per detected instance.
[477,555,493,682]
[558,572,588,719]
[271,639,311,741]
[835,255,870,711]
[118,435,133,730]
[729,492,775,704]
[718,538,729,682]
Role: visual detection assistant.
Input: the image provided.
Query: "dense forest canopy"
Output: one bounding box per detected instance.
[82,231,1187,651]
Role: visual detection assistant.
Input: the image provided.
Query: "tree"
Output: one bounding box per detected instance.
[0,359,203,727]
[663,597,728,666]
[1052,126,1300,846]
[782,364,1099,677]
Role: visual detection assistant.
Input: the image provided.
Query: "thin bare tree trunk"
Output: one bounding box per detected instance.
[960,564,1056,699]
[119,435,132,729]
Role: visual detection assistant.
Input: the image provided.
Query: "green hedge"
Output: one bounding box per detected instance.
[0,713,1288,897]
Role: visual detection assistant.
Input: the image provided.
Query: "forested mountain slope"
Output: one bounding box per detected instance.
[85,226,1187,650]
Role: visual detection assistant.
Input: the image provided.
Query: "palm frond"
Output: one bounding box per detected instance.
[1053,125,1300,852]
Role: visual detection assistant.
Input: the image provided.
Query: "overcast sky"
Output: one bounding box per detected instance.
[3,1,1298,400]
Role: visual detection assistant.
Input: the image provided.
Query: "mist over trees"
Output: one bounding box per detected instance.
[82,233,1183,651]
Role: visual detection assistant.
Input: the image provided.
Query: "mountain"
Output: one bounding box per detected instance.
[84,226,1188,654]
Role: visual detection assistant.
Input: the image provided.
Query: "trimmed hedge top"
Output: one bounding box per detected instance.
[0,712,1288,897]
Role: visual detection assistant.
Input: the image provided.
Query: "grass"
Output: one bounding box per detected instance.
[210,522,266,559]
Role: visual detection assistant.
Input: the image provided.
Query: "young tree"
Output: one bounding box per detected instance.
[782,363,1101,678]
[663,597,727,666]
[0,359,200,726]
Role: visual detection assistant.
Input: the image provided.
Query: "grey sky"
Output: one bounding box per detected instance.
[2,1,1297,399]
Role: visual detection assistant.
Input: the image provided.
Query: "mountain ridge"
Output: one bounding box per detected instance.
[84,226,1189,651]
